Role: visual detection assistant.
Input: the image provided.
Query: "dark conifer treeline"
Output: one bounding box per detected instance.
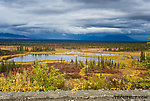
[0,41,148,52]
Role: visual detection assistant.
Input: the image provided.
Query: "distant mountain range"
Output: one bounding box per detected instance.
[0,33,28,39]
[0,33,140,42]
[69,34,138,42]
[84,34,137,42]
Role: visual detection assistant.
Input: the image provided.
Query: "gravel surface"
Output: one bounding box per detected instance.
[0,90,149,101]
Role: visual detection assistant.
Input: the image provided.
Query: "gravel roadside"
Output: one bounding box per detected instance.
[0,90,149,101]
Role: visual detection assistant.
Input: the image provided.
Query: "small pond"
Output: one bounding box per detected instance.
[8,52,116,62]
[8,51,139,62]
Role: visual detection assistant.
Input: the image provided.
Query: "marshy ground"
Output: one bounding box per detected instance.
[0,41,149,100]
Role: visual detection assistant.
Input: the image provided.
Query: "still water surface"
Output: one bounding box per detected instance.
[8,52,115,62]
[8,51,139,62]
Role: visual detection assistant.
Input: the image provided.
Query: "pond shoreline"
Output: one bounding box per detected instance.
[5,51,140,64]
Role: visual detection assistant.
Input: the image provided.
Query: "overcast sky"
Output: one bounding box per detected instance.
[0,0,150,41]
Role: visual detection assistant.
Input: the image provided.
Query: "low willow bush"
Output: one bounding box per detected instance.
[0,64,65,92]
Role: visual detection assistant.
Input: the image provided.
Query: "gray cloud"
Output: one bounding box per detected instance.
[0,0,150,40]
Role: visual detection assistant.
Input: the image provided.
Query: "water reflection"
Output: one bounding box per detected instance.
[8,52,139,62]
[8,53,114,62]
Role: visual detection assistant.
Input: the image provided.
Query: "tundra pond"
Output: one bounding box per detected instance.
[8,51,139,62]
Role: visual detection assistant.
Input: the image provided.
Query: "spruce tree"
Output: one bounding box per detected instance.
[61,57,63,63]
[101,56,105,69]
[79,60,84,68]
[85,66,88,76]
[1,61,5,72]
[114,63,117,69]
[20,46,23,52]
[85,58,88,66]
[99,58,102,78]
[89,60,93,69]
[17,47,20,51]
[75,56,78,68]
[140,51,145,62]
[98,56,100,67]
[93,60,96,69]
[12,60,15,69]
[27,47,29,52]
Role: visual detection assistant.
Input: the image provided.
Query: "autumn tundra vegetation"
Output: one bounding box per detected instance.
[0,40,149,92]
